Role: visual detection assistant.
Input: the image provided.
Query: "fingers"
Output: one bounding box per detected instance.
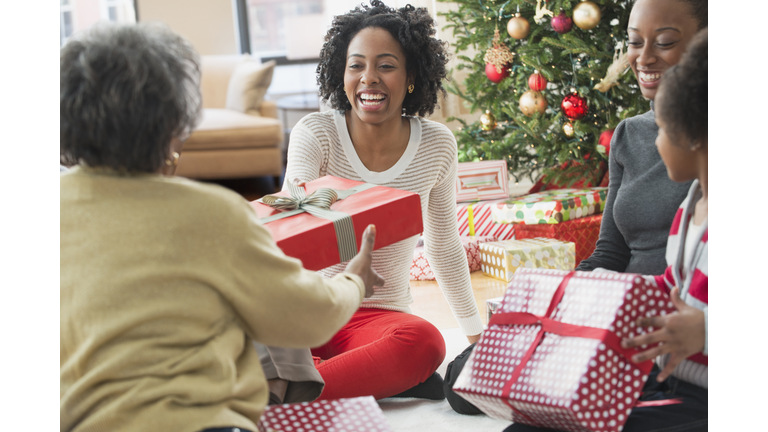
[373,270,385,288]
[636,315,666,329]
[670,287,687,311]
[292,178,306,188]
[656,354,683,382]
[631,345,666,363]
[621,329,666,349]
[360,225,377,254]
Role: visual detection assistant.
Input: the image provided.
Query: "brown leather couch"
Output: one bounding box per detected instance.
[175,55,283,183]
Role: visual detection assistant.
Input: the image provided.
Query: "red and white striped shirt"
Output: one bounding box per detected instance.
[653,180,708,388]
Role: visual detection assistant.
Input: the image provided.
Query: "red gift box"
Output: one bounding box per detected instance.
[515,214,602,265]
[453,268,676,432]
[410,235,496,280]
[257,396,394,432]
[251,176,423,271]
[457,200,516,240]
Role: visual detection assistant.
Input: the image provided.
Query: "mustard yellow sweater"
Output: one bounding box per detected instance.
[60,167,364,432]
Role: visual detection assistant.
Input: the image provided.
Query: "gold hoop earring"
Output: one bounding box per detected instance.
[408,84,414,94]
[165,152,180,167]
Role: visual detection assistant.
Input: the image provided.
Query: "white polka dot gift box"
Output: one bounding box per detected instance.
[480,238,576,282]
[491,188,608,225]
[410,235,497,280]
[257,396,393,432]
[453,268,676,432]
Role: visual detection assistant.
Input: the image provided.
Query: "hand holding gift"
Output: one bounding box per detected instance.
[621,287,706,382]
[344,225,386,298]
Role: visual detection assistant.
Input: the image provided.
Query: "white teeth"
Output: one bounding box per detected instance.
[360,93,385,100]
[639,72,660,82]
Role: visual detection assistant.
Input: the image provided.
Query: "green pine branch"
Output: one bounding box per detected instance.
[438,0,648,186]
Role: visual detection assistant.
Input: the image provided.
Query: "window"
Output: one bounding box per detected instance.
[60,0,75,46]
[102,0,136,24]
[60,0,137,46]
[243,0,324,57]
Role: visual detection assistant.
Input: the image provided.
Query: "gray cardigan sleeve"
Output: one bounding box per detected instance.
[576,122,632,272]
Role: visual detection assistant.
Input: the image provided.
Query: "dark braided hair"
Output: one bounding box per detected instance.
[656,28,707,147]
[316,0,448,117]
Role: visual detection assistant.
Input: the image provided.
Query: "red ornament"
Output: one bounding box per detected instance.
[599,128,615,156]
[551,10,573,34]
[485,62,510,83]
[528,71,548,91]
[561,93,588,120]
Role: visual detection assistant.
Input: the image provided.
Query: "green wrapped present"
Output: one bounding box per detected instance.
[491,187,608,225]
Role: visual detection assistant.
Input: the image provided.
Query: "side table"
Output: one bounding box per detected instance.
[275,93,320,156]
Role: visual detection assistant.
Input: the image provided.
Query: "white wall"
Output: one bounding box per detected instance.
[136,0,239,55]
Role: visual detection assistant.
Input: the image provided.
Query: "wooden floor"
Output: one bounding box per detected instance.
[410,272,508,330]
[214,175,507,331]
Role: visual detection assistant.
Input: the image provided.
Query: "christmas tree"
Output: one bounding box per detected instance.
[438,0,649,187]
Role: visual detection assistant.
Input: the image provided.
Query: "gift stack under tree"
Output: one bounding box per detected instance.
[412,160,609,281]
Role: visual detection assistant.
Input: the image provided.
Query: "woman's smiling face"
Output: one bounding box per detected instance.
[627,0,699,100]
[344,27,412,125]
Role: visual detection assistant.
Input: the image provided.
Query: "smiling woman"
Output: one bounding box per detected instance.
[253,0,485,405]
[576,0,707,276]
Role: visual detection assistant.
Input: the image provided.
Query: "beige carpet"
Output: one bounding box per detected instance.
[377,328,510,432]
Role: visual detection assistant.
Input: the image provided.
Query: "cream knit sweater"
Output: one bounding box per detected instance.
[61,167,364,432]
[285,110,484,336]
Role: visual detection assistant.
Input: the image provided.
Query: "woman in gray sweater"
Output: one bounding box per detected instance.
[577,0,708,275]
[445,0,710,418]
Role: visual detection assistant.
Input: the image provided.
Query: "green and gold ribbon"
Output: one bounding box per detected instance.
[259,180,377,262]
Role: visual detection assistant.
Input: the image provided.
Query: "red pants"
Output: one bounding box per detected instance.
[311,308,446,400]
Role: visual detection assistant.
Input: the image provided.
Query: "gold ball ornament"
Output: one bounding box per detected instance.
[573,1,601,30]
[507,13,530,39]
[519,90,548,117]
[563,121,575,137]
[480,110,497,131]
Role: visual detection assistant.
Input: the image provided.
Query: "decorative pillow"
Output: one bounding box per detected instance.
[225,59,276,116]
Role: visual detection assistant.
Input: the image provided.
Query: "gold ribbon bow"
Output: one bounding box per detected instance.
[259,180,377,262]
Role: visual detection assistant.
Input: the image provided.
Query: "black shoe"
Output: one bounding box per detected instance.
[391,372,446,400]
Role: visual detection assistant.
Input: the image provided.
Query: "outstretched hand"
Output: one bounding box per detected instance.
[620,287,705,382]
[344,225,385,298]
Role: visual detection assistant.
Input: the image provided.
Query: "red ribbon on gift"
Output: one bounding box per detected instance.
[488,271,658,422]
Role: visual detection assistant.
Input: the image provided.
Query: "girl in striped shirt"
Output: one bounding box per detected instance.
[619,27,709,431]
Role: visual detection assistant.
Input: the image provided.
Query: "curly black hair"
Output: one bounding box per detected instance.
[656,28,707,147]
[316,0,448,117]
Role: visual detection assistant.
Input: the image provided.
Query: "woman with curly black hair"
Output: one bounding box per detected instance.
[263,0,484,402]
[60,23,383,432]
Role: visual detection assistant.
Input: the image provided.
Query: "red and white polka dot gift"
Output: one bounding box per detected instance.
[257,396,393,432]
[453,268,676,432]
[410,235,497,280]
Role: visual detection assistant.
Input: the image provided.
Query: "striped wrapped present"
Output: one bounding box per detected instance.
[455,160,509,202]
[457,200,516,240]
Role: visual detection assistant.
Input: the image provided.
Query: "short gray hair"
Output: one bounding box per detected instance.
[60,22,202,172]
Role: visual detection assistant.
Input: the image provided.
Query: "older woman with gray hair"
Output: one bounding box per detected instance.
[60,23,383,432]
